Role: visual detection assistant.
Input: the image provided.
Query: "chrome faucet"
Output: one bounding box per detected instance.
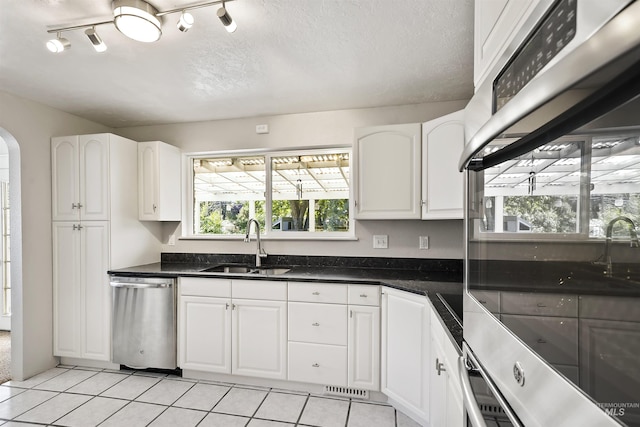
[602,216,639,277]
[245,218,267,267]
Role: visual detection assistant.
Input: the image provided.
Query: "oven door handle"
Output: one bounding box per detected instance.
[459,355,488,427]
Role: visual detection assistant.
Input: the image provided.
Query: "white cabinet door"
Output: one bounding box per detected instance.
[381,287,430,422]
[52,136,80,221]
[138,141,181,221]
[422,110,465,219]
[81,222,110,360]
[79,135,109,221]
[474,0,538,89]
[354,123,421,219]
[51,135,109,221]
[53,221,110,361]
[430,311,463,427]
[53,222,82,357]
[232,299,287,380]
[348,305,380,391]
[179,296,232,373]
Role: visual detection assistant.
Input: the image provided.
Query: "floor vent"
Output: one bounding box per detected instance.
[323,385,369,399]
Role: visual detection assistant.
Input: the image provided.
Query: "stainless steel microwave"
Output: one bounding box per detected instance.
[460,1,640,426]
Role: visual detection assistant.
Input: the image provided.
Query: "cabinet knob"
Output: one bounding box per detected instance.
[435,358,446,376]
[312,322,320,327]
[312,363,320,368]
[153,204,157,212]
[359,293,368,298]
[537,338,547,344]
[312,291,320,296]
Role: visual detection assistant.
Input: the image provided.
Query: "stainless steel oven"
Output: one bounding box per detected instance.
[460,1,640,426]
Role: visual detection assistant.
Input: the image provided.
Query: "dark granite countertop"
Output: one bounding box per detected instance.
[108,254,464,350]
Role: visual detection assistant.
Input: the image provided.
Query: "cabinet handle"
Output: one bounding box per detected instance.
[537,338,547,344]
[153,204,157,212]
[312,291,320,296]
[226,303,229,310]
[478,300,487,304]
[72,203,78,209]
[536,303,547,308]
[312,322,320,327]
[232,304,236,310]
[359,293,368,298]
[435,358,446,376]
[312,363,320,368]
[350,310,353,318]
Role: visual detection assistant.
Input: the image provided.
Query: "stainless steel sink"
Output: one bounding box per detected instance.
[200,264,290,275]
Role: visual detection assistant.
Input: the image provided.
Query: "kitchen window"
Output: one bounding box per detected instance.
[189,148,353,238]
[474,132,640,240]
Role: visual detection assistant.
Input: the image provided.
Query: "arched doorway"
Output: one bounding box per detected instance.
[0,128,22,382]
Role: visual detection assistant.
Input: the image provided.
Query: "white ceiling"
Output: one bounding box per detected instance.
[0,0,473,128]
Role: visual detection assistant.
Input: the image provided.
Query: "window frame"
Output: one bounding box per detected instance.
[183,146,356,241]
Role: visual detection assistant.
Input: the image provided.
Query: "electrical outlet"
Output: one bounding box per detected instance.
[373,235,388,249]
[419,236,429,249]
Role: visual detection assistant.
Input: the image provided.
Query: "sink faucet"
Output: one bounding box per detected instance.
[602,216,639,277]
[245,218,267,267]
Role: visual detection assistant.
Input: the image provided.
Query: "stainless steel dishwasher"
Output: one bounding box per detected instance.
[110,276,177,370]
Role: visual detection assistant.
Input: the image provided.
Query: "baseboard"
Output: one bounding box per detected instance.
[59,357,119,370]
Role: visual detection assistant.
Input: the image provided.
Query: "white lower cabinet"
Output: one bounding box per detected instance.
[179,295,231,374]
[179,278,287,380]
[348,305,380,390]
[53,221,110,361]
[232,299,287,380]
[381,287,430,423]
[429,309,463,427]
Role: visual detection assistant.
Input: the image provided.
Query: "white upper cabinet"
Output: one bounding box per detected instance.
[138,140,181,221]
[354,123,422,219]
[474,0,539,89]
[52,134,109,221]
[422,110,465,220]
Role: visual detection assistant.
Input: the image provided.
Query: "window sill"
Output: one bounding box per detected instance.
[179,234,358,242]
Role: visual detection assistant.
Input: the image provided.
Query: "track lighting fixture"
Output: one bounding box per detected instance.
[217,6,237,33]
[85,27,107,52]
[45,0,237,53]
[177,11,194,32]
[113,0,162,43]
[46,33,71,53]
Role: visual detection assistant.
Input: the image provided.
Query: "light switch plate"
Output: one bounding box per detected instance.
[373,235,388,249]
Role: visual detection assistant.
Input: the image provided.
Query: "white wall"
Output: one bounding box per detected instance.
[116,100,467,260]
[0,90,110,380]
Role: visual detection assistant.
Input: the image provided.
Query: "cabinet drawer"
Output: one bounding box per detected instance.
[288,342,347,386]
[502,314,578,365]
[180,277,231,298]
[501,293,578,317]
[288,282,347,304]
[348,285,380,306]
[289,302,347,345]
[232,279,287,301]
[579,295,640,322]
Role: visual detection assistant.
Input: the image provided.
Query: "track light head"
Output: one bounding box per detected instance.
[46,33,70,53]
[85,27,107,52]
[177,11,194,32]
[217,6,236,33]
[112,0,162,42]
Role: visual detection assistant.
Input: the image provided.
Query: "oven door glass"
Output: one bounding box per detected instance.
[467,79,640,427]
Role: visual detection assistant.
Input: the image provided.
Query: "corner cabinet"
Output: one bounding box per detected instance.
[52,133,161,364]
[353,113,465,221]
[354,124,422,219]
[421,110,465,219]
[138,140,182,221]
[381,287,430,423]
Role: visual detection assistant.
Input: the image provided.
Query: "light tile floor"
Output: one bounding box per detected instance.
[0,366,422,427]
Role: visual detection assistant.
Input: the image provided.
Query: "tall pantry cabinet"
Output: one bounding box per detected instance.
[52,133,161,364]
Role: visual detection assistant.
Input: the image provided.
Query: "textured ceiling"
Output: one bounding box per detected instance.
[0,0,473,128]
